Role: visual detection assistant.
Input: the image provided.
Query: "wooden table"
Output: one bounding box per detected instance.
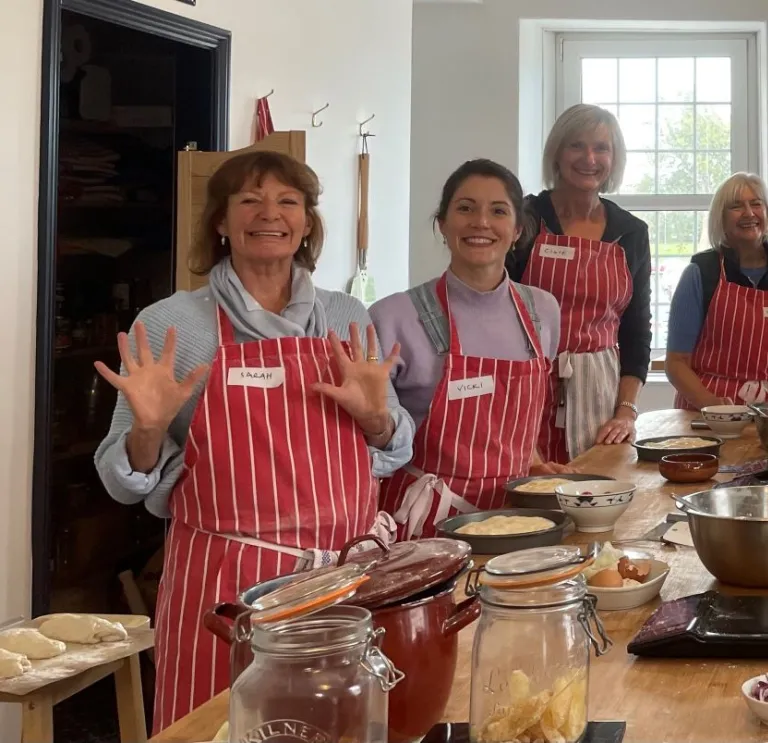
[151,410,768,743]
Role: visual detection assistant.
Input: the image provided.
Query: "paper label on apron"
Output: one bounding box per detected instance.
[539,243,575,260]
[447,375,495,400]
[227,367,285,388]
[763,306,768,319]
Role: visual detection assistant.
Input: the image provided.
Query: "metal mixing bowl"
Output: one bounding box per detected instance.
[752,403,768,451]
[677,486,768,587]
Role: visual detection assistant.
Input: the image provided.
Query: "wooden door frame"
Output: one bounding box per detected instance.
[33,0,230,616]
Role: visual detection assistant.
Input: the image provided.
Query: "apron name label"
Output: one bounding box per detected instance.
[763,307,768,319]
[227,367,285,388]
[539,243,575,260]
[448,375,495,400]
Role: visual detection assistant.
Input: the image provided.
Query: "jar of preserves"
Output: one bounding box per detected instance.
[229,563,403,743]
[466,546,612,743]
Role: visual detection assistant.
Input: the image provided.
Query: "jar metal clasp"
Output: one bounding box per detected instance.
[579,594,613,656]
[361,627,404,692]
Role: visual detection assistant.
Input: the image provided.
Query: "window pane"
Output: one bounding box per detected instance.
[696,151,731,195]
[658,211,695,255]
[652,304,670,350]
[631,210,658,245]
[582,59,617,104]
[621,152,656,194]
[659,258,690,302]
[658,152,694,194]
[619,58,656,103]
[696,104,731,149]
[696,211,710,251]
[659,105,694,150]
[696,57,731,103]
[657,58,694,103]
[619,104,655,150]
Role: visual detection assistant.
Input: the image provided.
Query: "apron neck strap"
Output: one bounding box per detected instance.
[216,305,237,345]
[435,273,463,355]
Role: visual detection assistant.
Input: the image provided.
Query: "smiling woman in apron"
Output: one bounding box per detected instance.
[93,151,415,732]
[369,159,562,541]
[508,104,652,463]
[667,172,768,409]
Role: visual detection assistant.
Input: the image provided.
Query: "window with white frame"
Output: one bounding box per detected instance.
[556,33,758,352]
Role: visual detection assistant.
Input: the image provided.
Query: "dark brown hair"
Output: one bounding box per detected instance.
[191,150,324,275]
[433,159,533,251]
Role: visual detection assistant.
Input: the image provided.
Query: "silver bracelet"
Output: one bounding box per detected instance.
[616,401,639,418]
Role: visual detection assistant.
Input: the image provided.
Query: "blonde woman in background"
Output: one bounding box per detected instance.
[508,104,652,462]
[667,172,768,409]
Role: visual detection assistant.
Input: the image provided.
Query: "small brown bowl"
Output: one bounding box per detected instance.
[659,453,719,483]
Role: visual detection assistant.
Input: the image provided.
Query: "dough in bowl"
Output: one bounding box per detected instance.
[0,647,31,679]
[0,628,65,659]
[455,515,555,536]
[38,614,127,645]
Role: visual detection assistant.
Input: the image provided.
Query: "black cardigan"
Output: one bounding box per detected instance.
[507,190,652,383]
[693,245,768,318]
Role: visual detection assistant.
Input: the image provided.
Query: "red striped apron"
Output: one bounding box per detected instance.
[675,259,768,409]
[522,221,632,462]
[378,273,549,541]
[152,307,377,732]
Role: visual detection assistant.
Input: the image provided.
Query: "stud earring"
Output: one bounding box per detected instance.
[220,235,226,246]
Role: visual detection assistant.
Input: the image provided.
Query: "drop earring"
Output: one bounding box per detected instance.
[220,235,226,247]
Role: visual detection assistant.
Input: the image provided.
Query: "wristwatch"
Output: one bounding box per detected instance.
[616,401,639,418]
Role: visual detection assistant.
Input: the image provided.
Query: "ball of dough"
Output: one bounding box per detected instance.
[0,628,66,659]
[38,614,127,645]
[213,722,229,742]
[0,647,31,679]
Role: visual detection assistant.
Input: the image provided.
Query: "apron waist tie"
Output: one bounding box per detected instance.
[193,511,397,572]
[393,465,478,540]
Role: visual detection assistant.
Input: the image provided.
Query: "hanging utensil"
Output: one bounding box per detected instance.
[349,128,376,305]
[253,90,275,142]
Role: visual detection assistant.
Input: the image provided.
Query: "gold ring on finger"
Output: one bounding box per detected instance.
[366,355,379,363]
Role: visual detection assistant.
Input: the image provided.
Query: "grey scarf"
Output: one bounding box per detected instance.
[209,258,328,340]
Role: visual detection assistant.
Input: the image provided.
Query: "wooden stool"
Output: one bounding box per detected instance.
[0,628,154,743]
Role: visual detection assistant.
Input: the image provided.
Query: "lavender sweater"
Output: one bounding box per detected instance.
[369,271,561,427]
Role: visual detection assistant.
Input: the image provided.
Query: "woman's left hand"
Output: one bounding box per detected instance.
[312,323,400,435]
[529,461,576,476]
[595,409,636,445]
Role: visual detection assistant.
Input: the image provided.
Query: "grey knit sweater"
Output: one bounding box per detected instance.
[94,285,415,518]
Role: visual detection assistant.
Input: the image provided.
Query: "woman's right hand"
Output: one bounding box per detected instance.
[95,322,209,432]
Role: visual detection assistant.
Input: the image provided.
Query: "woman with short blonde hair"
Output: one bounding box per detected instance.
[508,103,652,463]
[667,172,768,409]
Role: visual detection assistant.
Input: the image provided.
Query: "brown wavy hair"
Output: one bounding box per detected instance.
[191,150,324,275]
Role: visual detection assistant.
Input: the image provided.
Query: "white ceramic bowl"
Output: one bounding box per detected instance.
[741,676,768,725]
[702,405,753,439]
[586,555,670,611]
[555,480,636,533]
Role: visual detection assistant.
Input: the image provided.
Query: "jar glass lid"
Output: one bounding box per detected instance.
[481,545,595,589]
[247,563,371,626]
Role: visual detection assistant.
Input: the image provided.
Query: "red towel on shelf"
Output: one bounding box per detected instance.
[254,96,274,142]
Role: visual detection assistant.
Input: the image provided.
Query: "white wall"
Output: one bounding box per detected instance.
[410,0,768,286]
[1,0,412,733]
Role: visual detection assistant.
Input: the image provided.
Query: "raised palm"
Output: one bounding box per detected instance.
[313,323,400,430]
[95,322,209,431]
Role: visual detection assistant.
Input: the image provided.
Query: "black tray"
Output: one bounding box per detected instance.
[423,721,626,742]
[506,473,615,510]
[633,435,723,462]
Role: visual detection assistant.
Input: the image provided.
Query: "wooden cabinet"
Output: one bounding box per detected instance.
[174,130,306,292]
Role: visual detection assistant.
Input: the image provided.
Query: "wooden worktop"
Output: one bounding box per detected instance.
[151,410,768,743]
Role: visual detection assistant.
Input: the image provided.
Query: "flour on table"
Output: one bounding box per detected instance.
[38,614,127,644]
[0,628,66,659]
[0,647,31,679]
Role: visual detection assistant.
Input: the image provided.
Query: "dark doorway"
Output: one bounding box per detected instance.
[34,1,229,738]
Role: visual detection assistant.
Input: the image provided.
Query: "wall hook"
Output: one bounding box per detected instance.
[261,89,275,99]
[311,103,330,128]
[359,113,375,137]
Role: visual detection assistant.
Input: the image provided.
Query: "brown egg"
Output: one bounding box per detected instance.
[588,568,624,588]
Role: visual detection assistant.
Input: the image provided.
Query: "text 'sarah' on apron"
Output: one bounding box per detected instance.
[378,273,550,541]
[675,258,768,409]
[152,306,386,733]
[522,220,633,463]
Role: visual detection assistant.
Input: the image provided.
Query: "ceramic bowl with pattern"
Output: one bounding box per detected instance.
[701,405,753,439]
[555,480,637,533]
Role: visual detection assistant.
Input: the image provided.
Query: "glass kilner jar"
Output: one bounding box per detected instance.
[465,546,612,743]
[229,563,404,743]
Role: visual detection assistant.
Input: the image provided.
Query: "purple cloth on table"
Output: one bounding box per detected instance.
[369,270,561,428]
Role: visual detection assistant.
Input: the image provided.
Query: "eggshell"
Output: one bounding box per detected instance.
[588,568,624,588]
[618,556,651,583]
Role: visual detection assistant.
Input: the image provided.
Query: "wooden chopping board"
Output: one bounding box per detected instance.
[0,613,154,696]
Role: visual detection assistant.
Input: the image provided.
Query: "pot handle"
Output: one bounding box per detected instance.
[442,595,481,637]
[203,602,240,645]
[338,534,390,565]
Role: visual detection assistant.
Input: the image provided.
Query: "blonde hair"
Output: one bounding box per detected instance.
[708,172,768,250]
[543,104,627,194]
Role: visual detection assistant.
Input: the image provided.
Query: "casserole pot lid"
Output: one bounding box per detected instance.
[341,536,472,609]
[481,545,594,589]
[247,563,371,626]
